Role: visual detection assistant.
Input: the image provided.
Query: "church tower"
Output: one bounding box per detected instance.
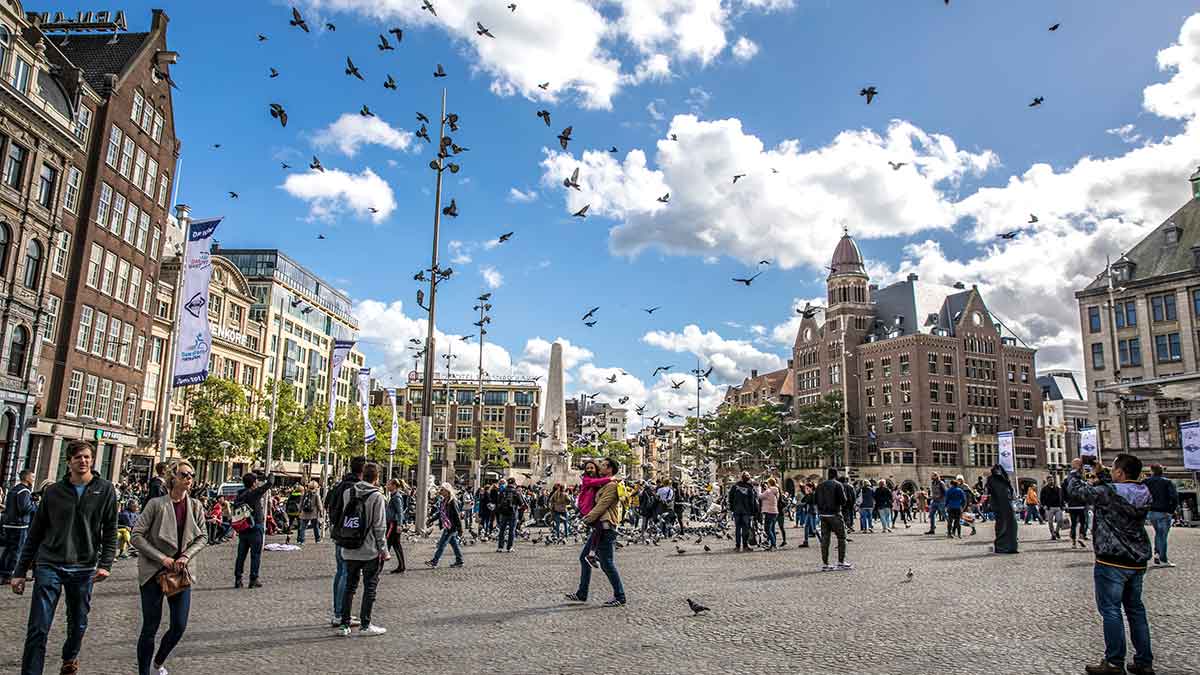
[826,231,872,336]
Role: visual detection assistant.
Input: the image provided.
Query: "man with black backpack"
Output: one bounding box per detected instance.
[333,462,389,637]
[495,478,522,552]
[326,456,366,627]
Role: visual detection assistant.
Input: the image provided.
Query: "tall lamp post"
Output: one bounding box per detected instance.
[472,293,492,489]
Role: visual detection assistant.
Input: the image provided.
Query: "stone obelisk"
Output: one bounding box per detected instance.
[539,341,570,484]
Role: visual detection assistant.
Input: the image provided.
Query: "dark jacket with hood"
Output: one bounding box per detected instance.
[1064,470,1152,570]
[815,478,847,516]
[727,480,759,515]
[16,474,118,577]
[327,472,360,530]
[1142,475,1179,514]
[1039,484,1064,508]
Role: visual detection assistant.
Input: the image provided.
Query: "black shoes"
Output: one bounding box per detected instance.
[449,561,464,568]
[1127,663,1156,675]
[1085,661,1127,675]
[234,579,243,589]
[248,579,263,589]
[564,592,585,603]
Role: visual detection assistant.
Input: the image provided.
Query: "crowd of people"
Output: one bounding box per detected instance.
[0,440,1188,675]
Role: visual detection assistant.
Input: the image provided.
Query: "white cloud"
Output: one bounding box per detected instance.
[1143,13,1200,120]
[508,187,538,203]
[539,114,995,268]
[1105,123,1142,145]
[647,99,667,122]
[480,265,504,289]
[641,324,785,382]
[448,240,473,264]
[309,0,790,110]
[280,167,395,223]
[312,113,413,157]
[731,36,759,62]
[685,86,712,111]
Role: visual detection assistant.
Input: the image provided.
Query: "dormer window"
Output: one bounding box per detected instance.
[1164,222,1182,245]
[1112,259,1134,282]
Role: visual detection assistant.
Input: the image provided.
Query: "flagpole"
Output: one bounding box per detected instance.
[265,294,286,475]
[321,339,334,487]
[157,203,191,462]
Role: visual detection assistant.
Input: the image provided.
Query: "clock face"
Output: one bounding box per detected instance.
[972,311,983,326]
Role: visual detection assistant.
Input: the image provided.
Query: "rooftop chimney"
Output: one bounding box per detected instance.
[1191,165,1200,200]
[953,281,965,289]
[750,369,758,379]
[907,273,919,282]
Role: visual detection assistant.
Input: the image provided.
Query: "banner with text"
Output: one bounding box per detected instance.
[1079,427,1099,459]
[327,340,355,431]
[387,388,398,456]
[997,430,1015,474]
[358,367,376,444]
[172,217,222,387]
[1182,420,1200,471]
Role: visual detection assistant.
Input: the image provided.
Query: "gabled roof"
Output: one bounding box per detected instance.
[869,277,968,340]
[1037,371,1086,401]
[1082,198,1200,292]
[48,32,149,95]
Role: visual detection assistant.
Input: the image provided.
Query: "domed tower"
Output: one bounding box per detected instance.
[827,231,872,326]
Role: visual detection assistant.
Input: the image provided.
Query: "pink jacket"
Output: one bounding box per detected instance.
[576,475,610,515]
[759,487,779,514]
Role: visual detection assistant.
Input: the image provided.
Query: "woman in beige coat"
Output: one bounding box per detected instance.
[131,461,207,675]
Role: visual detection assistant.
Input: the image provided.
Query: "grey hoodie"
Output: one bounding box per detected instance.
[339,481,388,562]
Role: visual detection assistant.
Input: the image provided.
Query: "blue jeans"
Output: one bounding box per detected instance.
[296,518,321,544]
[575,528,624,602]
[234,525,263,582]
[431,529,463,565]
[763,514,778,548]
[878,507,893,530]
[733,513,753,549]
[859,507,874,531]
[0,527,28,580]
[928,500,945,530]
[22,564,94,675]
[496,515,516,550]
[1093,564,1152,668]
[552,512,570,539]
[1147,512,1172,564]
[138,579,190,675]
[333,545,347,617]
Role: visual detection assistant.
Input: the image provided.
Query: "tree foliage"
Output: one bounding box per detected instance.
[570,433,635,469]
[176,377,266,463]
[263,378,320,463]
[683,391,845,472]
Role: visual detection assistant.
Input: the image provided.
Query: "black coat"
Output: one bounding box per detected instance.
[986,468,1018,554]
[17,475,118,577]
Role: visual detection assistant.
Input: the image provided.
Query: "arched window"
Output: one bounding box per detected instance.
[7,325,28,377]
[0,25,10,71]
[0,222,10,276]
[23,239,41,290]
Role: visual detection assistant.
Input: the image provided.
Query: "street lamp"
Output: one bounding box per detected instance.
[471,293,492,489]
[219,440,232,483]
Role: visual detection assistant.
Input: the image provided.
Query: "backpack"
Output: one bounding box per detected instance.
[332,489,370,549]
[301,493,314,513]
[230,502,254,533]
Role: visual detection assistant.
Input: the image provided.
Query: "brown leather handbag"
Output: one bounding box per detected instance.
[157,566,191,597]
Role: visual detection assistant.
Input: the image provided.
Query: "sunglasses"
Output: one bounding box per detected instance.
[178,472,195,479]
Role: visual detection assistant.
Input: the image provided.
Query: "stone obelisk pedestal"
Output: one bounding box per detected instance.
[539,342,572,484]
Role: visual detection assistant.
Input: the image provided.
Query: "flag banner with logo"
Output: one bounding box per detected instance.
[387,388,398,456]
[997,430,1015,474]
[172,217,221,387]
[327,340,355,431]
[1181,420,1200,471]
[1079,426,1099,459]
[358,367,376,444]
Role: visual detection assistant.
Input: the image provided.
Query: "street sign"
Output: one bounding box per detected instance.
[93,429,118,442]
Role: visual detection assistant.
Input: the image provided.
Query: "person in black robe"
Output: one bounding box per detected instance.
[986,464,1019,554]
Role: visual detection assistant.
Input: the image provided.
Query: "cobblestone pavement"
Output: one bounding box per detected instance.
[1,519,1197,675]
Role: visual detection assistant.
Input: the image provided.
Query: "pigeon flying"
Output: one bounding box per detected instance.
[859,86,878,104]
[269,103,288,128]
[290,7,309,32]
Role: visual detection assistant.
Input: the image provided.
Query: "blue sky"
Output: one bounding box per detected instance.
[108,0,1200,416]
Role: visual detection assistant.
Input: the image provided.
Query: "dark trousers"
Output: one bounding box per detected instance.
[0,527,28,580]
[947,507,963,537]
[21,564,94,675]
[386,527,406,571]
[340,557,382,629]
[497,515,516,550]
[575,528,624,602]
[137,579,190,675]
[481,510,494,536]
[1069,509,1088,541]
[234,525,263,582]
[819,514,847,565]
[733,513,753,549]
[774,512,787,545]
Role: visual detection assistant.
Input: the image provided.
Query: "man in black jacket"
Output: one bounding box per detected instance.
[816,468,851,570]
[233,470,273,589]
[726,472,759,552]
[1040,476,1065,540]
[327,456,366,627]
[0,468,35,584]
[12,440,117,675]
[144,461,168,506]
[1143,464,1179,567]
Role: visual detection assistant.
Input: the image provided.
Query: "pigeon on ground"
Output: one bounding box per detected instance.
[687,599,710,615]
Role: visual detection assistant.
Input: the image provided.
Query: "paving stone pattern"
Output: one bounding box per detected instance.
[0,521,1197,674]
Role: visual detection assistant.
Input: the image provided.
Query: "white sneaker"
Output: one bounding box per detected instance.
[360,624,387,636]
[337,626,352,637]
[156,667,169,675]
[330,615,362,627]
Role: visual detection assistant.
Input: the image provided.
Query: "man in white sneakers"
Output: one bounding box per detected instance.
[333,462,389,637]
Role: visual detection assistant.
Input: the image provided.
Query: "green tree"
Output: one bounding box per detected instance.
[176,377,266,464]
[479,429,514,470]
[790,390,845,466]
[570,433,636,469]
[332,405,422,468]
[263,379,319,462]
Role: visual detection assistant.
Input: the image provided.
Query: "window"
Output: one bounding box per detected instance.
[106,125,122,168]
[3,141,27,190]
[106,317,121,361]
[36,164,57,208]
[864,361,874,381]
[1118,338,1141,366]
[484,390,507,406]
[74,106,91,144]
[120,136,135,177]
[86,243,102,287]
[158,173,170,207]
[882,383,892,406]
[96,183,113,227]
[120,324,132,365]
[149,226,160,259]
[1160,415,1186,449]
[131,90,145,126]
[48,231,69,278]
[65,370,83,416]
[1125,415,1151,448]
[116,259,130,302]
[76,306,93,351]
[11,56,30,92]
[22,239,41,290]
[242,364,256,388]
[223,358,237,380]
[132,334,146,370]
[96,379,112,422]
[865,387,875,408]
[899,354,910,375]
[1151,294,1177,322]
[943,355,954,376]
[123,203,138,243]
[111,383,125,423]
[42,295,60,343]
[1114,300,1137,328]
[944,384,955,405]
[1154,333,1182,363]
[457,425,472,440]
[931,410,941,432]
[1020,365,1029,383]
[1091,343,1105,369]
[0,25,7,72]
[883,412,894,434]
[1022,391,1031,411]
[143,284,153,314]
[881,357,891,378]
[133,147,147,187]
[101,252,116,295]
[145,158,158,195]
[928,352,938,372]
[82,374,98,418]
[141,102,153,133]
[6,325,28,376]
[150,336,165,364]
[457,407,473,423]
[900,380,911,403]
[152,112,164,143]
[137,212,150,251]
[0,223,8,277]
[92,312,107,355]
[930,382,939,402]
[110,193,126,236]
[1087,306,1101,333]
[902,410,912,432]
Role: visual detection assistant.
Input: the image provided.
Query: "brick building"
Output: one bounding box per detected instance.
[790,233,1045,488]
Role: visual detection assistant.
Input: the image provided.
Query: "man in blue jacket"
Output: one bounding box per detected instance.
[0,469,35,585]
[1143,464,1178,567]
[944,479,967,539]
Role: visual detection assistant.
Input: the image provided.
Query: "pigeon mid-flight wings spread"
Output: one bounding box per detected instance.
[558,126,573,150]
[859,86,877,104]
[290,7,309,32]
[572,204,589,218]
[345,57,363,80]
